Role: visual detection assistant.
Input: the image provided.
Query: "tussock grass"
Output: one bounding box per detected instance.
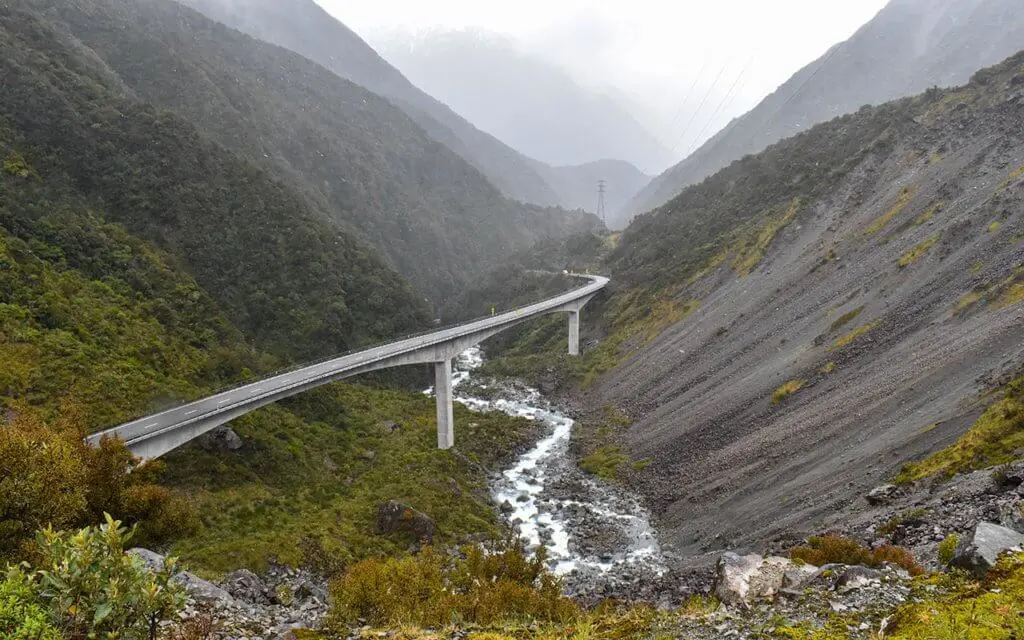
[829,306,864,333]
[911,201,942,227]
[997,165,1024,191]
[790,534,923,575]
[772,380,805,404]
[898,234,940,267]
[866,187,917,235]
[955,267,1024,314]
[832,321,880,350]
[886,552,1024,638]
[732,198,802,276]
[896,376,1024,482]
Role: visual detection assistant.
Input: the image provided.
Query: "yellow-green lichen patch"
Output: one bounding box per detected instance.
[866,187,917,235]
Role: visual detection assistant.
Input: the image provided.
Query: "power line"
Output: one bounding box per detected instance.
[665,56,709,136]
[690,56,755,150]
[671,62,730,154]
[597,179,607,225]
[757,42,844,135]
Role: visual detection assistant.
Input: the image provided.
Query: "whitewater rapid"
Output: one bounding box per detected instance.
[437,347,666,580]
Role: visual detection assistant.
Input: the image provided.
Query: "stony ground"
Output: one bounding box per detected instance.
[582,75,1024,564]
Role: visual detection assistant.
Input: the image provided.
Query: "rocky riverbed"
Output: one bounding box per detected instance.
[447,347,689,603]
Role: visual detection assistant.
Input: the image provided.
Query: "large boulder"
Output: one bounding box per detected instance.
[129,548,233,603]
[951,521,1024,577]
[865,484,900,506]
[198,426,243,452]
[222,568,269,604]
[782,563,820,589]
[713,552,791,605]
[377,501,436,543]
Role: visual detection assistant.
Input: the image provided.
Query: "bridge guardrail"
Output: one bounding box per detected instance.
[90,272,608,433]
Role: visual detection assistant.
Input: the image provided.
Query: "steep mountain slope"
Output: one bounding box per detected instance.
[377,29,676,174]
[532,160,651,220]
[580,53,1024,562]
[623,0,1024,225]
[176,0,561,207]
[28,0,598,308]
[0,2,430,363]
[0,2,548,576]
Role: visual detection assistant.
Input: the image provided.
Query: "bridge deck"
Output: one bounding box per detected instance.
[86,274,608,457]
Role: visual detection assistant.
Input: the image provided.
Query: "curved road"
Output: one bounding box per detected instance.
[87,274,608,458]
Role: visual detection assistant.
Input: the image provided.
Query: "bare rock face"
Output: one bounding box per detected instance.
[713,552,791,605]
[198,426,243,452]
[865,484,901,506]
[377,500,436,543]
[951,521,1024,577]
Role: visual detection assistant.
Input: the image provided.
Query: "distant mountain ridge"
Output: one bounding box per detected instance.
[622,0,1024,226]
[376,28,676,174]
[178,0,563,207]
[533,160,651,223]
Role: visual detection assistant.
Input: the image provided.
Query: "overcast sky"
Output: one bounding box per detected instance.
[319,0,889,158]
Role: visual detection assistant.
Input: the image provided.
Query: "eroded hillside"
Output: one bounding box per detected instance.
[476,53,1024,564]
[596,54,1024,562]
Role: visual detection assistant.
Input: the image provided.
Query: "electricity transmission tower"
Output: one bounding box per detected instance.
[597,179,607,225]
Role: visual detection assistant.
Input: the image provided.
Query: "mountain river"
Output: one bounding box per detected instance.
[432,347,670,599]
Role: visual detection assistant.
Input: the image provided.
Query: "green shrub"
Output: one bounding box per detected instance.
[327,543,578,628]
[32,514,186,640]
[938,534,959,566]
[580,446,629,480]
[0,568,61,640]
[0,417,87,561]
[0,407,199,559]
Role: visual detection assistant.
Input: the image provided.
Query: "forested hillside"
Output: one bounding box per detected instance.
[0,0,549,579]
[24,0,598,309]
[0,2,430,365]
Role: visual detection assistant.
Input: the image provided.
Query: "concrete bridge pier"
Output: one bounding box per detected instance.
[434,359,455,449]
[568,310,581,356]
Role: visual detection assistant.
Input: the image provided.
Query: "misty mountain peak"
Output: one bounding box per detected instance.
[374,27,677,173]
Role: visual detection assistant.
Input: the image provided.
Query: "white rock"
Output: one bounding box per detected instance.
[713,552,792,605]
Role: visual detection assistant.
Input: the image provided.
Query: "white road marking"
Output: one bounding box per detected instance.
[184,409,199,416]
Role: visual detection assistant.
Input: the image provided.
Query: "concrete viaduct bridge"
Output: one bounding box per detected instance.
[87,274,608,459]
